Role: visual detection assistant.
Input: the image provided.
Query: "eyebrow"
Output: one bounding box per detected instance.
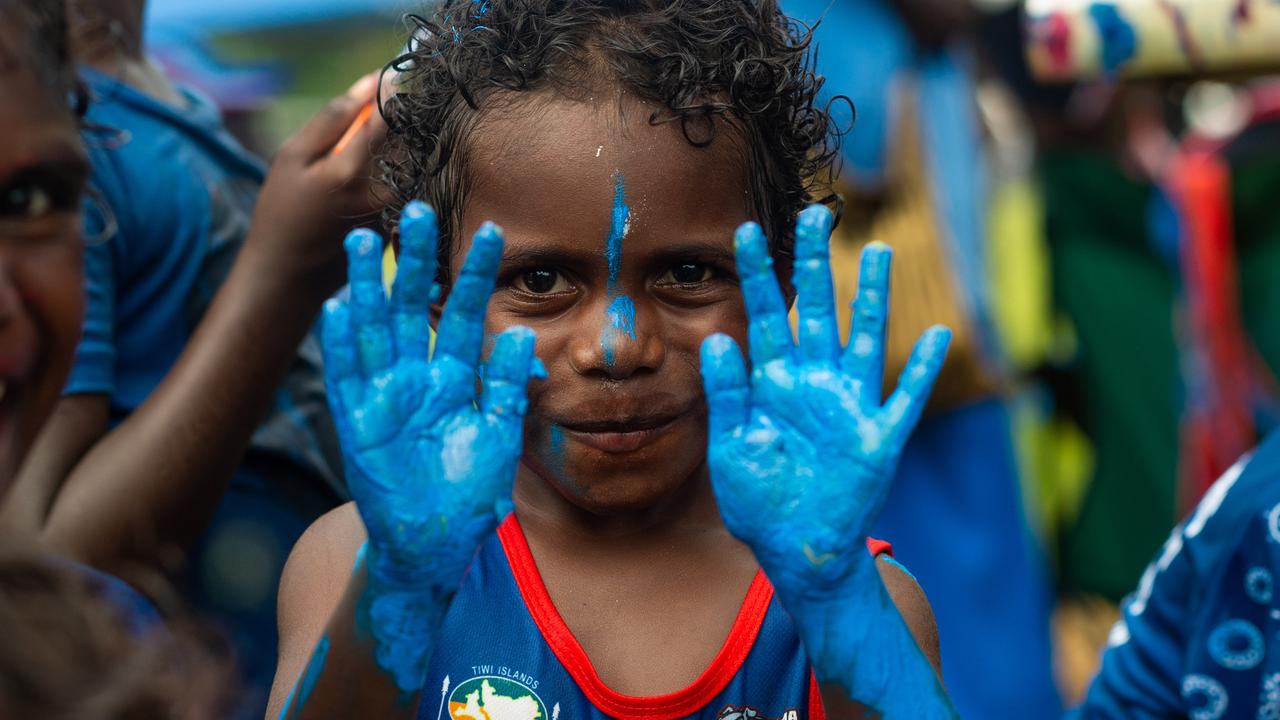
[499,246,594,269]
[498,238,738,270]
[647,240,736,264]
[0,143,90,187]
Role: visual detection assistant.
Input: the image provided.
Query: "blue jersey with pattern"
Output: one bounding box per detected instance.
[1080,430,1280,719]
[420,516,827,720]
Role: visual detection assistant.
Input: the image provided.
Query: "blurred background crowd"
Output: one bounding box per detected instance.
[8,0,1280,717]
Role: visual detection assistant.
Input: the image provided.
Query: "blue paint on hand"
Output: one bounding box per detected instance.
[1089,2,1138,74]
[701,205,957,717]
[313,202,542,697]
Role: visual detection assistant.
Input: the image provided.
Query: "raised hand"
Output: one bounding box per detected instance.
[701,205,954,715]
[321,202,541,691]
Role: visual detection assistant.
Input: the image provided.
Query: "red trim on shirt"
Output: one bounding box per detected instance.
[809,672,826,720]
[496,515,774,719]
[866,537,893,558]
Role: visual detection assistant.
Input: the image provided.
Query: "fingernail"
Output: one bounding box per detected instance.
[798,205,834,232]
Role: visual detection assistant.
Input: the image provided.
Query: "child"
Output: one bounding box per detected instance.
[0,2,230,716]
[2,0,389,709]
[0,0,89,490]
[270,1,956,717]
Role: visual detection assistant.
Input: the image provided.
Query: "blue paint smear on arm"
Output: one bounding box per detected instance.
[1089,2,1138,74]
[277,636,330,720]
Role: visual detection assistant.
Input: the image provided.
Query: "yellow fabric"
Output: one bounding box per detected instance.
[821,107,998,410]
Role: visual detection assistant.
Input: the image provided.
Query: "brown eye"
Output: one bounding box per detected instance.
[513,269,570,294]
[0,183,51,218]
[663,263,712,284]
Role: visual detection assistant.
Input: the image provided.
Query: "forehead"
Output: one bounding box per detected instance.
[0,60,81,173]
[455,91,752,263]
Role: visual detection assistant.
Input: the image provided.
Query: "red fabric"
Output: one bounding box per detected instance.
[809,672,826,720]
[866,537,893,558]
[1170,151,1259,510]
[496,515,774,719]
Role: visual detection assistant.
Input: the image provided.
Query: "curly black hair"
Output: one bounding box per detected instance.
[380,0,845,281]
[0,0,82,117]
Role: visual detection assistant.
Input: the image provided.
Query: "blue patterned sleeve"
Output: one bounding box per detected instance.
[64,201,118,398]
[1080,446,1280,720]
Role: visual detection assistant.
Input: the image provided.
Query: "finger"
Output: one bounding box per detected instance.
[391,201,440,360]
[434,222,504,369]
[734,222,793,366]
[345,228,395,375]
[841,242,893,403]
[283,73,378,163]
[792,205,840,365]
[883,325,952,446]
[320,298,361,412]
[480,326,538,419]
[700,333,750,438]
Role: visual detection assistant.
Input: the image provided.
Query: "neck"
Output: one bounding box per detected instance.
[512,463,728,549]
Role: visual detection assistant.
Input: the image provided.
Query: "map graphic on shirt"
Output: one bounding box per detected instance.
[449,677,547,720]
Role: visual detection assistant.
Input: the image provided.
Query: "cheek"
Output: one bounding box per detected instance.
[656,299,750,362]
[23,242,85,357]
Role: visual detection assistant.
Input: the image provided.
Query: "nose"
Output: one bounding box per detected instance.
[569,293,665,380]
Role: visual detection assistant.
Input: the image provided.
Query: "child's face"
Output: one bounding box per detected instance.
[0,59,88,485]
[453,92,755,513]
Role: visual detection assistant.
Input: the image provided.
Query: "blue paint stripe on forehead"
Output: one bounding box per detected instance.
[606,172,629,286]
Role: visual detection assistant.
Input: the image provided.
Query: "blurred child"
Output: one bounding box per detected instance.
[270,1,957,718]
[0,2,228,716]
[1,0,387,710]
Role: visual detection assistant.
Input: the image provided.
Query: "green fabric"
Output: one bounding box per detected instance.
[1041,150,1181,601]
[1233,159,1280,388]
[1041,149,1280,601]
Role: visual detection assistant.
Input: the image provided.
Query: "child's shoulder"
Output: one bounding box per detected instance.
[280,502,366,613]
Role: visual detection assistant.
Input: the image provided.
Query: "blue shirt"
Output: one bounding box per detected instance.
[1080,430,1280,719]
[421,515,832,720]
[69,68,344,499]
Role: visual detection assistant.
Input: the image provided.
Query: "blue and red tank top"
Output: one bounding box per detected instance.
[421,515,893,720]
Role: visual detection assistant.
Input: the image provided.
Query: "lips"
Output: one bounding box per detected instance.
[558,412,682,454]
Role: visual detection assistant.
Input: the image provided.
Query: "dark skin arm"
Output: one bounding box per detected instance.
[269,504,418,720]
[0,80,387,574]
[820,557,943,719]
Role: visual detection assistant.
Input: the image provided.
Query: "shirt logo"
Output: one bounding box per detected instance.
[447,676,549,720]
[718,707,800,720]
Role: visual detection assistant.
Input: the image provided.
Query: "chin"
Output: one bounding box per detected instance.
[558,469,697,515]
